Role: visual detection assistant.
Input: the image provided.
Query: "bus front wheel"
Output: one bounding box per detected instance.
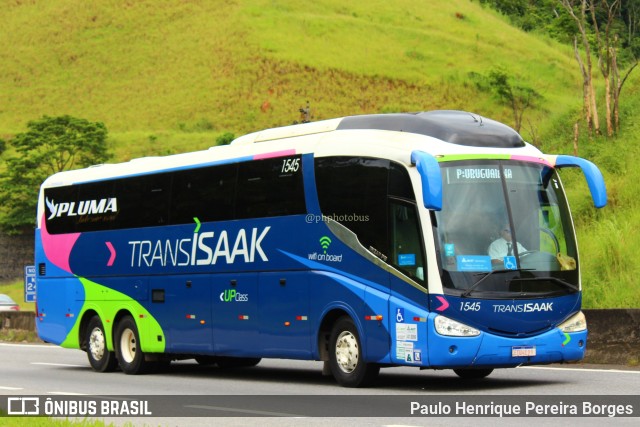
[328,316,379,387]
[86,315,118,372]
[115,315,149,375]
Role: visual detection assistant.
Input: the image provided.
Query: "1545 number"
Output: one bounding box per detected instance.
[281,158,300,173]
[460,301,481,312]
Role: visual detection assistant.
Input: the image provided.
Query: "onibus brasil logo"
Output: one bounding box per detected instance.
[308,235,343,262]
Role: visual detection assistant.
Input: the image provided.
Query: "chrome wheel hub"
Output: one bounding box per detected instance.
[335,331,359,373]
[120,328,137,363]
[89,327,105,361]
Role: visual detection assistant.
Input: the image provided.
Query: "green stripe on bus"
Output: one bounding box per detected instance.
[61,277,166,353]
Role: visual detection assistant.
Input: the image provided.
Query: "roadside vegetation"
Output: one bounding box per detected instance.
[0,416,120,427]
[0,0,582,142]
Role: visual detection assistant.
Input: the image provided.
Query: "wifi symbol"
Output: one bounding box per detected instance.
[319,236,332,254]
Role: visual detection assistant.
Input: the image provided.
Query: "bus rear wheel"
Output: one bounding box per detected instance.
[328,316,379,387]
[86,316,118,372]
[453,368,494,379]
[115,315,150,375]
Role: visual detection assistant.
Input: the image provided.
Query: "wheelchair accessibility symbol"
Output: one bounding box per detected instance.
[504,256,517,270]
[396,308,404,323]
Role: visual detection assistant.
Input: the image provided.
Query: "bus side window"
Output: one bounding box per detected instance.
[43,185,78,234]
[389,200,426,283]
[236,156,306,219]
[315,157,389,258]
[171,163,237,224]
[117,174,171,228]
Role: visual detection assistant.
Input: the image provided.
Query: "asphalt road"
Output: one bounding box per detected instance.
[1,342,639,426]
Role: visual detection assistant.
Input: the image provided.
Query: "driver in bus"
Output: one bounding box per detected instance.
[488,223,526,262]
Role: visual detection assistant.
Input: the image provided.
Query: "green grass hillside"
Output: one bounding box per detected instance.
[1,0,579,150]
[0,0,638,307]
[557,79,640,309]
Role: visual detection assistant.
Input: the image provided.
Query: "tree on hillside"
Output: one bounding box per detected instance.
[560,0,601,135]
[469,69,543,133]
[558,0,639,136]
[0,115,111,234]
[482,1,638,136]
[487,69,543,133]
[612,0,640,132]
[590,0,619,136]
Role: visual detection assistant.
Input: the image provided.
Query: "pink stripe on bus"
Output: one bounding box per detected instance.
[511,155,553,167]
[253,149,296,160]
[40,214,80,274]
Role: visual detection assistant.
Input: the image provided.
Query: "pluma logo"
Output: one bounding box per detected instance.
[46,197,118,220]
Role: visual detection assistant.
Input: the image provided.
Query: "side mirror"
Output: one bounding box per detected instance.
[411,150,442,211]
[554,155,607,208]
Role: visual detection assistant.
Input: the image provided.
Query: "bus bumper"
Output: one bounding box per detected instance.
[427,326,588,368]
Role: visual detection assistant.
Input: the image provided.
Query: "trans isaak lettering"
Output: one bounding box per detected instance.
[492,302,553,313]
[128,227,270,268]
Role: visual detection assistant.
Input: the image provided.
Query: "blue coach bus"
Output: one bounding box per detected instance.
[35,111,606,387]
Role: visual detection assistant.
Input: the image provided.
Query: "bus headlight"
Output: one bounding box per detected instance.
[434,315,480,337]
[559,311,587,333]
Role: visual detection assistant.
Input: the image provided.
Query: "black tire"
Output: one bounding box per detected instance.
[328,316,379,387]
[453,368,494,379]
[115,315,150,374]
[216,356,261,369]
[85,315,118,373]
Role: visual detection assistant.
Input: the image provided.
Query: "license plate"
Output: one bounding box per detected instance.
[512,346,536,357]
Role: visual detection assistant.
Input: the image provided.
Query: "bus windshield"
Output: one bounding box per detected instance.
[434,160,579,298]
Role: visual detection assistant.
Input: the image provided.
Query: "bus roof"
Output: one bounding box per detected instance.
[40,110,544,188]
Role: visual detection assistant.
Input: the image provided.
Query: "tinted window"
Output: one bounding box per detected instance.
[74,180,118,231]
[116,173,171,229]
[315,157,389,257]
[43,155,307,233]
[389,199,425,283]
[389,162,415,201]
[43,185,82,234]
[171,164,237,224]
[236,155,306,219]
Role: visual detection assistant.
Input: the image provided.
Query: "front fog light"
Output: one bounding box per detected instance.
[559,311,587,333]
[434,315,480,337]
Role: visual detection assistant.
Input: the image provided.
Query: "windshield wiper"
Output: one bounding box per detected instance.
[461,269,534,298]
[509,276,579,293]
